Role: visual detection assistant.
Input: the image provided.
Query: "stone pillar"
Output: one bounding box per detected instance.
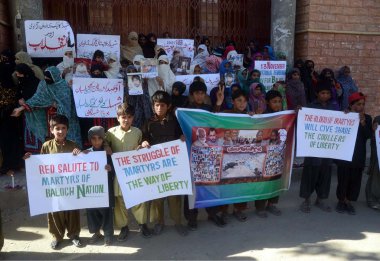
[8,0,43,51]
[270,0,296,68]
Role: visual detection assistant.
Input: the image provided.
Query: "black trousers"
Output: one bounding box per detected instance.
[300,164,332,199]
[255,196,280,211]
[336,166,363,201]
[184,195,223,222]
[87,207,114,237]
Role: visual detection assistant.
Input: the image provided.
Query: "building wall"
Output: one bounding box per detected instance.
[0,0,11,51]
[295,0,380,116]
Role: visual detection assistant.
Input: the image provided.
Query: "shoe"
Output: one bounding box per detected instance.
[71,236,82,247]
[153,223,164,235]
[208,214,226,227]
[266,205,282,216]
[256,210,268,218]
[104,236,112,246]
[233,211,248,222]
[140,224,153,238]
[300,200,311,213]
[89,232,104,244]
[315,200,332,212]
[346,203,356,215]
[187,220,198,231]
[117,225,129,242]
[175,224,188,236]
[50,240,60,250]
[221,212,229,223]
[335,202,346,214]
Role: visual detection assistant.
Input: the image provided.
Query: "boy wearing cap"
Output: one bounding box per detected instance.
[335,92,371,215]
[74,126,115,245]
[299,81,338,213]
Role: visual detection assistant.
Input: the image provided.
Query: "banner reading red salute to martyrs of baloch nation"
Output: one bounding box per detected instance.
[175,108,296,209]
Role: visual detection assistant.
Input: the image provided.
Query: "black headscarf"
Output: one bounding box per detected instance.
[0,49,16,88]
[143,33,157,58]
[14,63,40,100]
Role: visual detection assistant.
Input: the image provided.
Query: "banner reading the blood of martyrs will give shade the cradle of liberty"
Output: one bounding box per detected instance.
[175,108,296,209]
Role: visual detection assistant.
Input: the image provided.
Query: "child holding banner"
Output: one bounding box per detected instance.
[74,126,115,245]
[254,90,284,218]
[335,93,371,215]
[24,115,82,250]
[299,81,337,213]
[105,103,152,240]
[141,90,188,236]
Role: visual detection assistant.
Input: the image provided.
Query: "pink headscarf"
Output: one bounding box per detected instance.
[249,83,266,113]
[205,55,222,73]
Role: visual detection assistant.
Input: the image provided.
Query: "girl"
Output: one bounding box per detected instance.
[337,66,358,110]
[285,68,306,110]
[249,82,266,114]
[319,68,342,110]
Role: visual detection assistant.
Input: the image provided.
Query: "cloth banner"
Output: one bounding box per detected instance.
[76,34,120,60]
[25,151,109,216]
[157,38,194,61]
[254,61,286,92]
[175,73,220,95]
[112,140,192,208]
[176,108,296,208]
[72,77,123,118]
[296,107,360,161]
[25,20,75,57]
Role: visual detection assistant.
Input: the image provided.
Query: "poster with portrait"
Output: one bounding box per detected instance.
[157,38,195,62]
[127,73,144,95]
[176,108,296,208]
[140,58,158,78]
[73,58,91,78]
[222,72,236,88]
[25,20,75,57]
[177,56,191,73]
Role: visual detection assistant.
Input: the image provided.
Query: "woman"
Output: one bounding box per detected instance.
[337,66,358,110]
[157,55,175,94]
[191,44,209,72]
[143,33,157,58]
[13,51,44,81]
[121,31,144,63]
[12,66,82,147]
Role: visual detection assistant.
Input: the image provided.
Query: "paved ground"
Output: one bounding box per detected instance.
[1,159,380,260]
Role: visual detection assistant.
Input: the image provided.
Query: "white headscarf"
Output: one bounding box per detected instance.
[191,44,209,72]
[157,55,175,94]
[133,54,145,71]
[104,54,122,79]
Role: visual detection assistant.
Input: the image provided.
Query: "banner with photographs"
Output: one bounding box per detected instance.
[157,38,195,62]
[127,73,144,95]
[25,151,109,216]
[25,20,75,57]
[72,77,124,118]
[254,61,287,92]
[176,108,296,208]
[76,34,120,60]
[175,73,220,95]
[296,108,360,161]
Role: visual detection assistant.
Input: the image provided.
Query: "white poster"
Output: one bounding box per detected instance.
[157,38,195,62]
[228,53,244,67]
[25,20,75,57]
[76,34,120,60]
[112,140,192,208]
[72,77,124,118]
[25,151,109,216]
[175,73,220,95]
[254,61,287,92]
[296,108,360,161]
[375,126,380,170]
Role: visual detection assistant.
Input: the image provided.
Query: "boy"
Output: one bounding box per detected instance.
[254,90,284,218]
[74,126,115,245]
[105,103,151,240]
[299,81,337,213]
[141,90,188,236]
[336,92,371,214]
[184,81,226,229]
[24,115,82,250]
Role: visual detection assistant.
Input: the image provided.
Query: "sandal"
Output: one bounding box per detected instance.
[256,210,268,218]
[266,205,282,216]
[50,240,60,250]
[233,211,247,222]
[300,201,311,213]
[315,200,332,212]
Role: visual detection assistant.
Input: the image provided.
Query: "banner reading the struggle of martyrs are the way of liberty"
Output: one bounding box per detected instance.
[176,108,296,209]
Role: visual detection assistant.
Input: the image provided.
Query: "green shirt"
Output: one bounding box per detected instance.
[40,139,79,154]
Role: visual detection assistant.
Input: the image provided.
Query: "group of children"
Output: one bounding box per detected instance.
[22,70,372,250]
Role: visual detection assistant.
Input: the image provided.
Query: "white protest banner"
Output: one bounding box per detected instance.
[72,77,123,118]
[76,34,120,60]
[157,38,194,61]
[175,73,220,95]
[25,151,109,216]
[375,126,380,170]
[25,20,75,57]
[296,108,360,161]
[112,140,192,208]
[254,61,287,92]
